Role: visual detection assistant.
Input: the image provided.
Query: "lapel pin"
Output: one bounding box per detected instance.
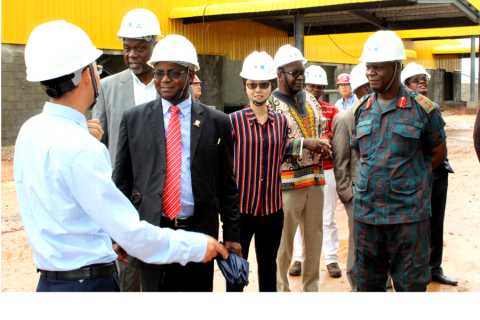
[218,138,221,144]
[194,120,201,127]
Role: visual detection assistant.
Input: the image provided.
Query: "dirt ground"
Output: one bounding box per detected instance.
[2,112,480,292]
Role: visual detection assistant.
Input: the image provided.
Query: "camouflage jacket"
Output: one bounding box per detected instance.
[350,86,446,225]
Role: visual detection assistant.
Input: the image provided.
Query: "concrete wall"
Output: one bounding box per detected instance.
[195,54,226,112]
[426,69,444,104]
[2,44,47,146]
[461,83,479,102]
[224,60,249,107]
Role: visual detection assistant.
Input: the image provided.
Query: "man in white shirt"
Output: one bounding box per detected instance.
[92,9,161,291]
[15,20,227,292]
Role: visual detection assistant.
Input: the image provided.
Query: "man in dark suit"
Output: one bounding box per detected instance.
[112,34,241,292]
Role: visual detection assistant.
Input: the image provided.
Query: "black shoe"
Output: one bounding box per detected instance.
[289,261,301,276]
[327,263,342,278]
[432,274,458,286]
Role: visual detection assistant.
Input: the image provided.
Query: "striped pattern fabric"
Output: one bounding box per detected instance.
[229,107,289,216]
[162,106,182,219]
[318,99,340,170]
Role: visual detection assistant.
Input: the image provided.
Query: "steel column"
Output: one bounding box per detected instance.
[471,35,476,101]
[294,14,304,55]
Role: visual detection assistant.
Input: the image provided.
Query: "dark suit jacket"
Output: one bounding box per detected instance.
[112,97,240,289]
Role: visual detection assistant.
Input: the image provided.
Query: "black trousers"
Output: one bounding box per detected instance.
[227,209,284,292]
[430,166,449,276]
[143,216,214,292]
[37,274,120,294]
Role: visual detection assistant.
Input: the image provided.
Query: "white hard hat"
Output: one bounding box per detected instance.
[349,63,369,91]
[274,45,307,70]
[401,62,431,84]
[25,20,103,82]
[359,30,406,63]
[240,51,276,80]
[147,35,200,71]
[305,65,328,85]
[117,9,161,41]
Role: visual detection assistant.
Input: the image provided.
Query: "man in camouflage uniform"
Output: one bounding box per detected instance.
[351,31,447,292]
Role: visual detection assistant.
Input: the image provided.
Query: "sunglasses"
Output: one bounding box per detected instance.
[246,82,271,89]
[152,70,187,80]
[281,68,305,79]
[408,77,429,84]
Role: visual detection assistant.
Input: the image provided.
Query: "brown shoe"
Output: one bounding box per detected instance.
[289,261,302,276]
[327,263,342,278]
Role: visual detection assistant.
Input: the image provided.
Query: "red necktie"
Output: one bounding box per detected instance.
[162,106,182,220]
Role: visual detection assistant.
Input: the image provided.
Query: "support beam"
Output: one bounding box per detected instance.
[349,10,384,28]
[294,14,304,55]
[471,35,476,101]
[251,18,293,35]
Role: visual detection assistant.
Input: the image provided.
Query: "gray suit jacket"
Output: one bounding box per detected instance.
[332,108,359,203]
[93,69,159,167]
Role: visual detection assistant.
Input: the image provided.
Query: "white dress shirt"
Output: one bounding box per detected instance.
[161,95,194,218]
[131,71,157,106]
[14,102,206,271]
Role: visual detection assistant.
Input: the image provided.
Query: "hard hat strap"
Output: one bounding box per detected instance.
[87,64,99,110]
[374,61,397,94]
[172,67,190,101]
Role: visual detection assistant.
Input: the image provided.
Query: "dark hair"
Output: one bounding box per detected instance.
[40,73,78,99]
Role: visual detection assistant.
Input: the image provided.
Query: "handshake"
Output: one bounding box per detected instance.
[113,236,241,264]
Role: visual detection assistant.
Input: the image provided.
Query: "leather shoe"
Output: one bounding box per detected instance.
[432,274,458,286]
[327,263,342,278]
[289,261,301,276]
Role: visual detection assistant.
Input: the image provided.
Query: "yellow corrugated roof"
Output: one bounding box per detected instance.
[170,0,385,19]
[433,45,479,54]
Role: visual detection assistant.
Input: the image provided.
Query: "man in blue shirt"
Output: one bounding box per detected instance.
[15,20,228,292]
[335,73,358,111]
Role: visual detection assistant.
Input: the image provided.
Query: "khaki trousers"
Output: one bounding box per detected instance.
[341,198,357,292]
[276,185,324,292]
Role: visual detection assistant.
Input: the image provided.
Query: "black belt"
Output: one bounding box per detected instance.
[38,262,117,280]
[161,216,193,228]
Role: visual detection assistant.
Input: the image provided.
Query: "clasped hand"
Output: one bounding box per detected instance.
[303,138,332,159]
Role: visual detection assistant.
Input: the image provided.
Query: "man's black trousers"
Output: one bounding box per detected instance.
[140,217,214,292]
[227,209,284,292]
[430,166,449,276]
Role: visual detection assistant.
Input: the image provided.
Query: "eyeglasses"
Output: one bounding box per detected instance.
[407,77,428,84]
[96,65,103,75]
[246,82,271,89]
[152,70,187,80]
[281,68,305,79]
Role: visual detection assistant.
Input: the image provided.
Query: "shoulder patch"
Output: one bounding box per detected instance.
[413,94,435,114]
[352,94,369,115]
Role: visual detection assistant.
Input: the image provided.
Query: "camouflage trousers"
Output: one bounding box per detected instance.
[353,219,431,292]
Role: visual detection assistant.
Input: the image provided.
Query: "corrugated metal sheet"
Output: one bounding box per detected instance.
[0,0,465,69]
[170,0,382,19]
[1,0,291,60]
[397,0,480,39]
